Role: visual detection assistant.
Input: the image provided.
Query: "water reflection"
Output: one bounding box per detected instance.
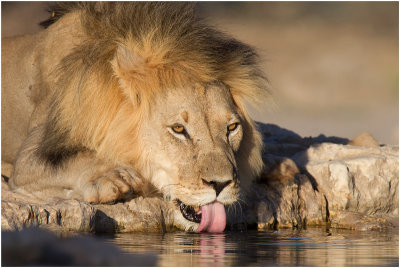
[106,228,398,266]
[198,234,226,266]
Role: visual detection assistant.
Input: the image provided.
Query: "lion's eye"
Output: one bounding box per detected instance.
[172,124,185,134]
[227,122,239,132]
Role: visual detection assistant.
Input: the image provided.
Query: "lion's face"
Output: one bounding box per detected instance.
[138,83,243,231]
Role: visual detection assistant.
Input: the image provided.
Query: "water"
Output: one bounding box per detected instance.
[103,228,399,266]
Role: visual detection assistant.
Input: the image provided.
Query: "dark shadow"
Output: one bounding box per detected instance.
[259,123,349,154]
[94,210,118,234]
[254,122,351,229]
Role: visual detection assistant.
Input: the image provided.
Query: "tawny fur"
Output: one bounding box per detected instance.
[2,2,269,231]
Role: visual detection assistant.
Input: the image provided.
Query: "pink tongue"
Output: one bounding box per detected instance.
[196,202,226,232]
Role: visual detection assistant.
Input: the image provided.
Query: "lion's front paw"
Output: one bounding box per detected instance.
[82,170,133,204]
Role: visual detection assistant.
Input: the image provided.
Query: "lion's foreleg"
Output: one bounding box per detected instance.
[9,127,143,203]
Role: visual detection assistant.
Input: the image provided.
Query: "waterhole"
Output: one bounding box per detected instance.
[102,228,399,266]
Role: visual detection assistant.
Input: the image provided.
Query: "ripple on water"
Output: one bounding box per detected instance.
[102,228,399,266]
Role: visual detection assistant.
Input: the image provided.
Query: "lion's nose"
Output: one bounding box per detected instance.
[202,179,233,196]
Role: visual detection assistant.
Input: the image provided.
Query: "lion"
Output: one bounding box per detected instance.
[2,2,269,232]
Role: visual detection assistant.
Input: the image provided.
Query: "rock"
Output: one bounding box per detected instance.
[295,143,398,216]
[329,211,398,231]
[1,228,157,266]
[349,131,380,147]
[251,171,327,230]
[1,176,178,233]
[1,124,398,232]
[2,175,96,232]
[1,197,96,233]
[256,123,398,230]
[94,197,178,233]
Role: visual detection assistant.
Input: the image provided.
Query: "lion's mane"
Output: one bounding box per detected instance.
[39,2,269,183]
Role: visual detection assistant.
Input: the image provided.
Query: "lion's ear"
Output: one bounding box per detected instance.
[112,43,148,105]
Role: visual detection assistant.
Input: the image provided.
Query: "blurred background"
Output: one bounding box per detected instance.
[2,2,398,145]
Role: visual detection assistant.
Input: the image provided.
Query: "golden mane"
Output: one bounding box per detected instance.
[39,2,269,178]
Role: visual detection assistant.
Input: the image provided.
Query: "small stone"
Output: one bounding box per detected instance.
[349,132,380,147]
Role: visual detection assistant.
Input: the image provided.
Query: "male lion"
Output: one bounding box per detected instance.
[2,2,268,232]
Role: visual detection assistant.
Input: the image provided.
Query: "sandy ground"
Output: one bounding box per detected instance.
[2,2,398,145]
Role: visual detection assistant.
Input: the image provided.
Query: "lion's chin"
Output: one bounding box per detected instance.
[175,199,226,233]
